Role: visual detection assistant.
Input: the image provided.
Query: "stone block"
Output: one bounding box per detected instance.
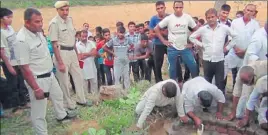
[254,128,268,135]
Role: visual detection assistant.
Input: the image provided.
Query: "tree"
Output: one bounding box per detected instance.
[214,0,227,11]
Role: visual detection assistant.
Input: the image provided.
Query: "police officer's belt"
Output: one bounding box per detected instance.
[60,45,74,50]
[37,72,51,78]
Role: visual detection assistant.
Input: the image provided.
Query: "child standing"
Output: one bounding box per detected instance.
[103,26,132,89]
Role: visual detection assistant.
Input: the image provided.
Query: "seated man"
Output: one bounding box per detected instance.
[237,75,267,130]
[135,79,182,129]
[179,76,225,127]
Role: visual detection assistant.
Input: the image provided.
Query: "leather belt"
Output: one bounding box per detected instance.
[60,45,74,51]
[37,72,51,78]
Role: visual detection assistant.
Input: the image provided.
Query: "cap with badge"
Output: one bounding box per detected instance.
[54,1,69,9]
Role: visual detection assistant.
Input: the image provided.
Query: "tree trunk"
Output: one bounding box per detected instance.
[214,0,227,11]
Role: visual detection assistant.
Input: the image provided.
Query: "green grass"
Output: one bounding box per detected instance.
[1,0,172,9]
[0,81,152,135]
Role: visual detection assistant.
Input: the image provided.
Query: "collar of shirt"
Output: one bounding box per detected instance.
[125,32,139,37]
[57,15,68,24]
[23,26,40,39]
[206,23,221,30]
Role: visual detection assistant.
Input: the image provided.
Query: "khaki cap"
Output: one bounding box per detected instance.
[54,1,69,9]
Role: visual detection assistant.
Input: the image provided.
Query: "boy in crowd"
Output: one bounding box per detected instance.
[130,34,155,82]
[218,4,232,27]
[103,26,133,89]
[138,23,145,34]
[236,11,244,18]
[126,21,141,82]
[102,28,114,85]
[0,8,29,110]
[144,21,150,29]
[95,34,106,86]
[149,0,169,83]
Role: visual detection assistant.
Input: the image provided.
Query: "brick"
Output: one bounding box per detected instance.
[216,120,228,128]
[226,121,236,129]
[254,128,268,135]
[205,124,217,131]
[228,130,242,135]
[216,127,228,134]
[245,124,258,135]
[227,127,236,131]
[236,127,246,134]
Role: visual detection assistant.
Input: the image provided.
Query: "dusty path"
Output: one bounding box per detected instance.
[11,1,267,33]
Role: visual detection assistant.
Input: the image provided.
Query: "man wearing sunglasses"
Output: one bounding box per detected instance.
[154,1,199,86]
[226,60,267,121]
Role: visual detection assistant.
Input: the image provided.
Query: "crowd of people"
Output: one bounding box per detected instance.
[0,0,267,134]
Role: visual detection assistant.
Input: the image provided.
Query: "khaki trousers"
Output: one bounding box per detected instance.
[54,50,86,109]
[25,73,67,135]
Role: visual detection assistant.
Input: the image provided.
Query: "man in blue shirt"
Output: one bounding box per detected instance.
[149,1,169,83]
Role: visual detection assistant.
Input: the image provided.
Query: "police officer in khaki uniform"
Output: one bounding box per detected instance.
[14,8,75,135]
[48,1,91,109]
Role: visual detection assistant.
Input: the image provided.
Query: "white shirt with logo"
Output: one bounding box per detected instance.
[158,13,196,50]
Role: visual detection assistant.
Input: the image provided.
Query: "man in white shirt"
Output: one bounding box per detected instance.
[126,21,140,82]
[237,75,267,130]
[135,79,183,129]
[243,22,267,66]
[189,8,238,94]
[154,1,198,84]
[178,77,225,128]
[225,4,260,87]
[76,30,98,94]
[226,60,267,121]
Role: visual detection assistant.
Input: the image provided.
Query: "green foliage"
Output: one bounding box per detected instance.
[87,128,106,135]
[97,87,140,134]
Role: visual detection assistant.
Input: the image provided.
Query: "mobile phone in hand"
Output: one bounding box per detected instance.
[44,92,50,98]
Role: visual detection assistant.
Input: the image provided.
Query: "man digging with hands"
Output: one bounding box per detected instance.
[178,77,226,128]
[134,79,187,130]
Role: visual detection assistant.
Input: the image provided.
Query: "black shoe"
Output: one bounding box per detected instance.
[203,108,209,112]
[57,111,77,122]
[76,101,93,107]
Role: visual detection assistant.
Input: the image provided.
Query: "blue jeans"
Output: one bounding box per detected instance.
[104,65,113,85]
[167,47,198,81]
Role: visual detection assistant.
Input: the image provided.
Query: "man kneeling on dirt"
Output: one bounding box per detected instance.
[179,77,225,128]
[237,75,268,131]
[135,79,183,129]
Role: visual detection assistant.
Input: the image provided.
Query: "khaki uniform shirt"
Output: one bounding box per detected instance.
[48,15,76,47]
[233,60,267,97]
[14,27,53,76]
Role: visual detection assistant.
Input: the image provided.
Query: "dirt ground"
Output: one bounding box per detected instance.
[10,1,267,34]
